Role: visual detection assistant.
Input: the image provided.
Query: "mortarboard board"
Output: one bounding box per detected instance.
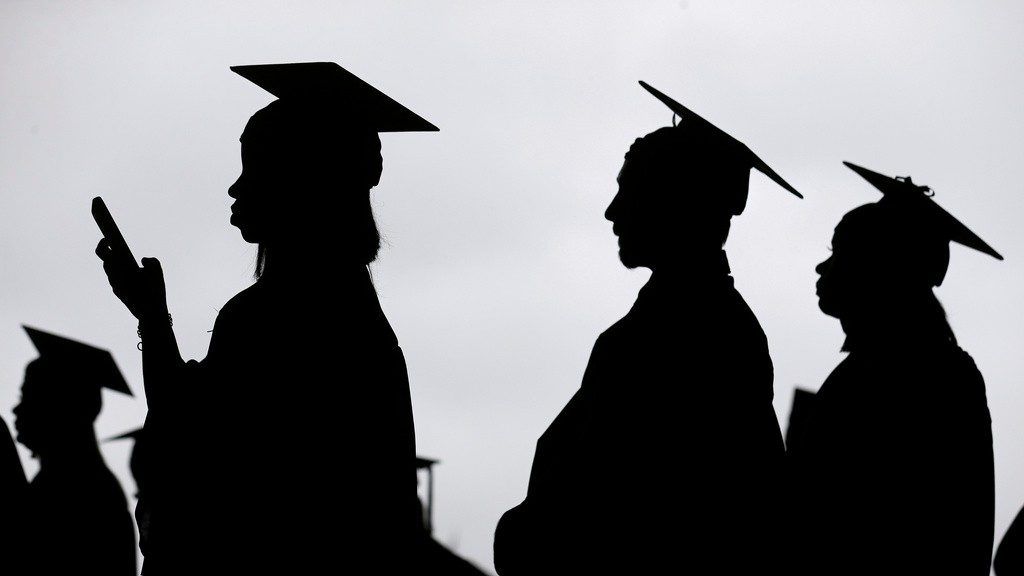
[639,81,802,200]
[843,161,1003,261]
[231,62,438,133]
[23,326,133,396]
[105,427,143,443]
[416,456,439,470]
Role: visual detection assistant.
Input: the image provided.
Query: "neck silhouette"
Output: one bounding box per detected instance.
[37,425,103,471]
[839,291,954,352]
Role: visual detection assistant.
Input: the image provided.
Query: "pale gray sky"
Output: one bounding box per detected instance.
[2,1,1023,572]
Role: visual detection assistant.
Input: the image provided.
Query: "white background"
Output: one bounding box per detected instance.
[2,1,1022,572]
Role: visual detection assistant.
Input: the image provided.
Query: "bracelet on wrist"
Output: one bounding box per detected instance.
[137,314,172,351]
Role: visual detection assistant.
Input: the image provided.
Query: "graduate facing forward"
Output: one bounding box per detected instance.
[96,62,436,574]
[494,82,801,574]
[788,162,998,576]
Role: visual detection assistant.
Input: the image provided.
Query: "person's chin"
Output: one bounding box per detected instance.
[231,221,260,244]
[15,433,35,453]
[617,249,646,270]
[817,297,840,318]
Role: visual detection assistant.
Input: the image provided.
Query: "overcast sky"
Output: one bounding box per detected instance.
[2,1,1023,572]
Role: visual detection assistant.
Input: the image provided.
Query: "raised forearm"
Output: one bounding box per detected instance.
[138,308,185,409]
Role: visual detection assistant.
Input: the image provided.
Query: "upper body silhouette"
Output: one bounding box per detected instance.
[10,329,137,576]
[788,163,998,576]
[96,62,435,573]
[494,83,799,575]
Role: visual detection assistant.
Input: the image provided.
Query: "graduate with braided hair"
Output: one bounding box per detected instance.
[789,162,999,576]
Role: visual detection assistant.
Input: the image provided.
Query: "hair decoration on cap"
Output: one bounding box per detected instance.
[844,161,1003,261]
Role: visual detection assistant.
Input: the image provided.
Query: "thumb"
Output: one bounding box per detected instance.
[140,257,164,279]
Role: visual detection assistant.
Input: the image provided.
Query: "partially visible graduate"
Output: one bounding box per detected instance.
[0,414,26,574]
[996,505,1024,576]
[9,327,136,576]
[106,428,150,567]
[96,62,437,573]
[789,162,999,576]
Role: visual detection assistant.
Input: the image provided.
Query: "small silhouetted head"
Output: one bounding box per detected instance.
[14,327,132,456]
[816,201,952,319]
[605,82,800,270]
[815,162,1002,338]
[227,62,437,273]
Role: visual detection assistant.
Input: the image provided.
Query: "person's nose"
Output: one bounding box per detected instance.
[605,193,620,223]
[815,256,831,275]
[228,176,243,200]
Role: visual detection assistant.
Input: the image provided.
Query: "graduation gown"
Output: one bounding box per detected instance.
[23,454,137,576]
[495,252,785,574]
[141,268,419,574]
[0,417,28,574]
[788,339,995,576]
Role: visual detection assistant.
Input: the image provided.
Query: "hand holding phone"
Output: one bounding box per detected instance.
[92,197,139,270]
[93,197,167,320]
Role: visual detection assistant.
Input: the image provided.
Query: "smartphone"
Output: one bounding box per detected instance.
[92,197,140,269]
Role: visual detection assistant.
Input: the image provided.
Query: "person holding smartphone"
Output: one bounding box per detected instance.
[96,62,437,574]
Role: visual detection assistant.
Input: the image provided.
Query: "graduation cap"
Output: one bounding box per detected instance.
[639,81,802,200]
[843,161,1003,261]
[23,326,133,396]
[231,62,438,132]
[105,427,147,489]
[105,427,143,443]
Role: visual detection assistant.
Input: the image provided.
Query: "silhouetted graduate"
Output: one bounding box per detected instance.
[996,506,1024,575]
[107,427,151,568]
[11,327,136,576]
[789,162,998,576]
[494,82,800,574]
[414,458,490,576]
[96,62,435,573]
[0,414,27,574]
